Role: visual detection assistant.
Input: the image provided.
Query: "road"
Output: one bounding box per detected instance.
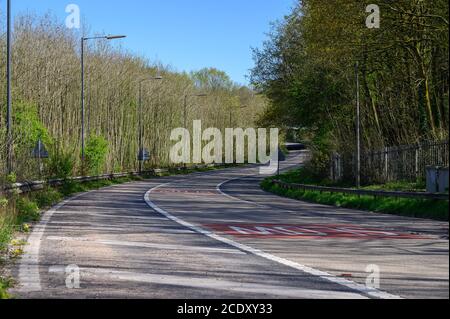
[11,151,449,299]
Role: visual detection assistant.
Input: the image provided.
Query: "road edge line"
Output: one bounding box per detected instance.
[16,183,124,293]
[145,182,403,300]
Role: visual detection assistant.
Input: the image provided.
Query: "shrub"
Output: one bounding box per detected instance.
[0,277,12,299]
[15,198,40,222]
[59,181,86,197]
[85,135,109,176]
[6,173,16,185]
[47,150,75,180]
[0,198,8,209]
[31,189,62,208]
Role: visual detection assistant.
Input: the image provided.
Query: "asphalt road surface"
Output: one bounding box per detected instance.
[11,151,449,299]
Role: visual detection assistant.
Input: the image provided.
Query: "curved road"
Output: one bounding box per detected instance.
[11,152,449,299]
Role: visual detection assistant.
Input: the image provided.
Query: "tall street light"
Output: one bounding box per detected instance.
[81,34,126,172]
[355,62,361,188]
[138,75,163,173]
[6,0,12,174]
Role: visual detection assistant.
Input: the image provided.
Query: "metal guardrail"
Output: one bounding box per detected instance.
[0,164,227,196]
[272,180,449,201]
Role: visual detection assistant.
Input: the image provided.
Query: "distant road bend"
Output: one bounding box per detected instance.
[13,151,449,299]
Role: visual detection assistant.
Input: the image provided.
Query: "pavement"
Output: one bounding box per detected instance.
[10,151,449,299]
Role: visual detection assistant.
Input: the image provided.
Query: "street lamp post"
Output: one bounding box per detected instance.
[81,35,126,173]
[355,62,361,188]
[6,0,12,174]
[138,76,163,173]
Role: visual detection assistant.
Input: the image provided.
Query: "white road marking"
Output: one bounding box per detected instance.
[146,183,403,299]
[46,236,247,255]
[215,172,300,213]
[18,192,87,292]
[47,266,367,299]
[16,182,144,293]
[216,177,264,206]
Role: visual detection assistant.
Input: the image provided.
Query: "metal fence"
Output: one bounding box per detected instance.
[0,163,229,196]
[331,140,449,184]
[272,180,449,201]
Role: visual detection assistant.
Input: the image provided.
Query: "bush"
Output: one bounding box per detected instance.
[15,198,40,222]
[6,173,17,185]
[0,277,12,299]
[59,181,87,197]
[12,100,53,181]
[47,150,75,180]
[85,135,109,176]
[31,189,62,208]
[0,198,8,209]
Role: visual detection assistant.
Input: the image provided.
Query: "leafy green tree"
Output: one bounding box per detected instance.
[251,0,449,178]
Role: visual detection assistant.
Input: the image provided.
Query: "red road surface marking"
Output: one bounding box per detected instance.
[205,224,427,240]
[153,189,217,196]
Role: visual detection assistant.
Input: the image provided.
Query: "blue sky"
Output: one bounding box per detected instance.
[8,0,294,85]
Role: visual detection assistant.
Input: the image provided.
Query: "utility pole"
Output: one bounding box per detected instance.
[355,62,361,188]
[81,37,85,171]
[139,82,143,173]
[6,0,12,174]
[80,35,126,174]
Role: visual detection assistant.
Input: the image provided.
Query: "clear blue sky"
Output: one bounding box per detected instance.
[9,0,294,85]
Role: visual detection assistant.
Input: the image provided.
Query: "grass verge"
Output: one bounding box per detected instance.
[261,169,449,221]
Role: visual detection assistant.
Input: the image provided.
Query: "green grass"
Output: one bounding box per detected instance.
[262,169,449,221]
[0,276,13,299]
[275,168,428,191]
[363,181,427,192]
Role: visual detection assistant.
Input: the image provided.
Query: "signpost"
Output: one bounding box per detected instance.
[138,148,150,172]
[277,148,286,177]
[32,139,49,179]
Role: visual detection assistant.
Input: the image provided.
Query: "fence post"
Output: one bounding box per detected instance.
[415,147,419,179]
[384,147,389,182]
[330,154,335,182]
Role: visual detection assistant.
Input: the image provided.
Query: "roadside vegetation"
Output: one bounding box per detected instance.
[261,168,449,221]
[251,1,448,183]
[0,13,265,186]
